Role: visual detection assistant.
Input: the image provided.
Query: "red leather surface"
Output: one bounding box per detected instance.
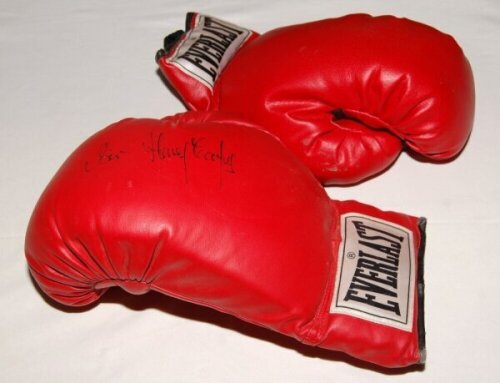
[25,111,423,367]
[159,14,474,185]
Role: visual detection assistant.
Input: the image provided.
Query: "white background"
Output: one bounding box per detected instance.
[1,0,499,381]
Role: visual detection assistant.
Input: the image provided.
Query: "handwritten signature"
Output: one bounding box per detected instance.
[83,133,237,187]
[84,142,127,172]
[143,131,236,186]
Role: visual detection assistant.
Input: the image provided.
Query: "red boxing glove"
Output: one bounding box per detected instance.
[25,111,425,368]
[157,13,475,185]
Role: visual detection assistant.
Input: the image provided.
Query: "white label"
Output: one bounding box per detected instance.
[330,214,415,332]
[167,14,252,89]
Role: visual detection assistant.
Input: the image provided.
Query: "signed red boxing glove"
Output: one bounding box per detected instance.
[157,13,474,185]
[25,111,425,367]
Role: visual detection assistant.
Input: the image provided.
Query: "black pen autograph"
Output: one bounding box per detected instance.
[143,131,236,186]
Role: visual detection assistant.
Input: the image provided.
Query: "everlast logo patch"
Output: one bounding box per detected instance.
[168,14,252,88]
[330,214,415,331]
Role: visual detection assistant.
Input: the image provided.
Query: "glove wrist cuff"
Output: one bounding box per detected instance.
[313,200,426,367]
[156,13,258,111]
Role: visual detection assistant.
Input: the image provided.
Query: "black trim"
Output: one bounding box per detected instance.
[155,30,185,63]
[417,218,427,364]
[185,12,196,31]
[164,30,185,52]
